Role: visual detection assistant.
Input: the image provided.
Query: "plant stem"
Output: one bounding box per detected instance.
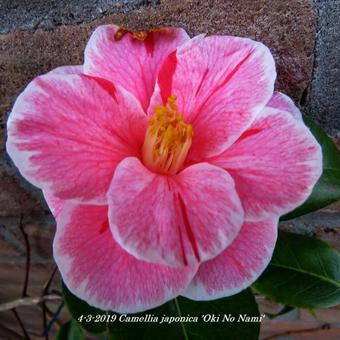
[19,214,30,298]
[0,294,62,312]
[12,309,30,339]
[174,298,189,340]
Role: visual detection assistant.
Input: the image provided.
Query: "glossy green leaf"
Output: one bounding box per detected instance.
[62,282,107,334]
[281,115,340,220]
[108,288,261,340]
[56,320,84,340]
[253,232,340,308]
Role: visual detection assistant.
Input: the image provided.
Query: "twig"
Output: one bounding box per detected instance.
[42,266,57,293]
[46,305,62,326]
[42,303,48,340]
[10,217,61,339]
[18,214,30,298]
[0,295,62,312]
[39,305,62,327]
[0,322,23,338]
[262,323,331,340]
[41,266,57,340]
[12,309,30,339]
[15,214,31,339]
[9,217,60,339]
[43,302,64,336]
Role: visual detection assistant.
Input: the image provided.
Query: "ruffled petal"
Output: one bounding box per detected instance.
[150,35,276,161]
[183,217,278,300]
[48,65,83,75]
[43,191,64,218]
[6,73,147,204]
[54,203,198,313]
[266,91,302,121]
[211,107,322,220]
[84,25,190,111]
[108,158,244,267]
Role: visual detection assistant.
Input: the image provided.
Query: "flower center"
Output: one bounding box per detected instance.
[142,95,193,175]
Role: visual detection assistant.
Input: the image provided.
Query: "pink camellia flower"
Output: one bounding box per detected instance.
[6,25,322,313]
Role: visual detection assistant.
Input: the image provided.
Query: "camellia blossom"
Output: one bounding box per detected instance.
[7,25,322,313]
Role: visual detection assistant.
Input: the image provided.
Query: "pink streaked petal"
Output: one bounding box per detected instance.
[108,158,244,267]
[211,107,322,221]
[6,74,147,204]
[48,65,83,75]
[151,35,276,161]
[183,216,278,300]
[84,25,190,111]
[266,91,302,121]
[54,203,198,313]
[43,191,64,218]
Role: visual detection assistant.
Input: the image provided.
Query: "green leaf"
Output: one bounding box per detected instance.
[56,320,84,340]
[281,115,340,220]
[62,282,107,334]
[108,288,261,340]
[253,232,340,308]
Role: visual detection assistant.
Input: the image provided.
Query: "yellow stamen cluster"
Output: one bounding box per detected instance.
[142,95,193,175]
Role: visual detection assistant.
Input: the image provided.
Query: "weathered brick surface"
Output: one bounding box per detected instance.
[308,0,340,137]
[0,302,69,339]
[0,215,55,261]
[280,211,340,251]
[300,307,340,324]
[260,319,340,339]
[259,299,340,339]
[0,168,44,217]
[0,0,161,34]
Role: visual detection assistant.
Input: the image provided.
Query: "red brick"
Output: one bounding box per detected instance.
[299,307,340,324]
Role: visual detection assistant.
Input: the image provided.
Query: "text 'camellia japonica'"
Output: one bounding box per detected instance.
[7,26,322,313]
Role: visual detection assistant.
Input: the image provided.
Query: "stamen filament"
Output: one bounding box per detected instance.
[142,95,193,175]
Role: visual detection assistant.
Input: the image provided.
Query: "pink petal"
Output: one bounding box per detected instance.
[183,216,278,300]
[150,35,276,161]
[6,74,147,204]
[84,25,190,111]
[108,158,244,267]
[48,65,83,75]
[211,107,322,221]
[266,91,302,121]
[54,203,198,313]
[43,191,64,218]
